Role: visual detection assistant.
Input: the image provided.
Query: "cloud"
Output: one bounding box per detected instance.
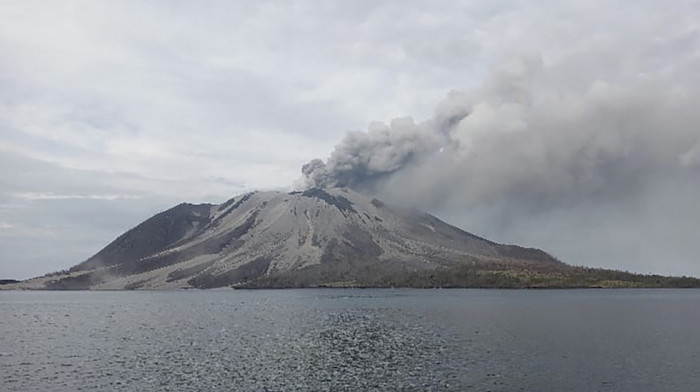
[13,192,143,201]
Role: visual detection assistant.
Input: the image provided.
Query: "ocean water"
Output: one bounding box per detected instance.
[1,289,699,392]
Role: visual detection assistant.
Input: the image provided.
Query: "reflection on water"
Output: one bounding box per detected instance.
[1,289,699,391]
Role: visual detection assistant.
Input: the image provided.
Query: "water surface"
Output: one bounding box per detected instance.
[2,289,699,391]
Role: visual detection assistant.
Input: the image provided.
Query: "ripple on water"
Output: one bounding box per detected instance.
[1,289,700,391]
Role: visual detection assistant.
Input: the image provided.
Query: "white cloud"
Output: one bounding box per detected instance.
[12,192,144,201]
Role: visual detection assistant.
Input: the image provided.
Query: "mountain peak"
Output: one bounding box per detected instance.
[14,188,563,290]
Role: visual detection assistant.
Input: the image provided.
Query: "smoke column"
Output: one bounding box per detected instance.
[298,53,700,276]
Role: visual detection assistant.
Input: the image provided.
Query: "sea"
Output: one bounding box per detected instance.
[1,289,699,391]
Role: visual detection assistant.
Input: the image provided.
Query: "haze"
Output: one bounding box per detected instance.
[1,0,699,279]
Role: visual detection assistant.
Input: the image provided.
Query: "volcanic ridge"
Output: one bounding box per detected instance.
[7,188,699,289]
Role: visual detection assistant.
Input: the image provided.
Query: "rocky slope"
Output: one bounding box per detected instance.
[9,188,565,290]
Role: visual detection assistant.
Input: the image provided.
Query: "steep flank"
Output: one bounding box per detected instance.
[72,203,214,272]
[15,187,666,290]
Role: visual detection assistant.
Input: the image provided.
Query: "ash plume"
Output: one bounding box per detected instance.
[299,53,700,275]
[298,117,448,192]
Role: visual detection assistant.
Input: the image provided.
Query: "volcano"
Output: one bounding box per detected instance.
[15,188,561,289]
[11,187,696,290]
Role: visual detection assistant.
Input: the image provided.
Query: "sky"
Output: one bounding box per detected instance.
[1,0,699,279]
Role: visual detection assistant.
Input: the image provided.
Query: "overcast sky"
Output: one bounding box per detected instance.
[1,0,699,279]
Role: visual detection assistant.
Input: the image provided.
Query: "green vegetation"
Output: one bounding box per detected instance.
[236,261,700,289]
[387,265,700,289]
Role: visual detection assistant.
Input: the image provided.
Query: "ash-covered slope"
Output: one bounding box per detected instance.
[27,188,560,289]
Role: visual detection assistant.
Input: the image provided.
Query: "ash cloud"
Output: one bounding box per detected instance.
[298,117,446,192]
[299,53,700,276]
